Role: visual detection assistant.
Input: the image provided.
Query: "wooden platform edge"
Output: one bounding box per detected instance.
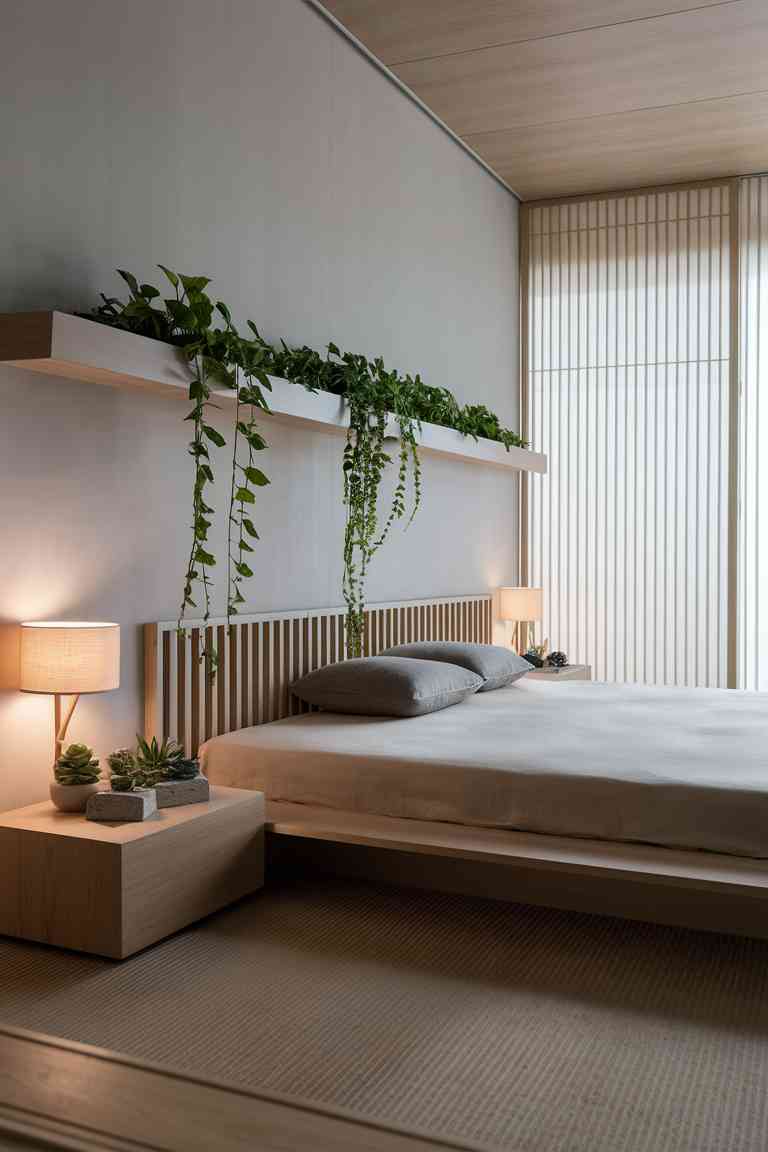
[267,802,768,940]
[266,801,768,897]
[0,1024,482,1152]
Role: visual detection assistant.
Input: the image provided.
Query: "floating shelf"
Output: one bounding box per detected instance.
[0,312,547,474]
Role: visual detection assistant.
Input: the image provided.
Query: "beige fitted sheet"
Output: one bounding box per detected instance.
[201,679,768,857]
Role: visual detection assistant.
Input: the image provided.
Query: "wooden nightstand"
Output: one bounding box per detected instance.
[526,664,592,681]
[0,786,264,959]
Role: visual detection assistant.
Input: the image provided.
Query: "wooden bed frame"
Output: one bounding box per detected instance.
[144,594,768,941]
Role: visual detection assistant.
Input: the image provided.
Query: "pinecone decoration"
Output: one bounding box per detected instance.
[548,651,568,668]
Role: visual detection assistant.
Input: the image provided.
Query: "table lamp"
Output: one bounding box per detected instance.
[19,621,120,768]
[498,587,543,654]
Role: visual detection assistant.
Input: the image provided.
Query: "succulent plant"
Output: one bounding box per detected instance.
[107,748,136,775]
[55,743,100,786]
[548,650,568,668]
[135,735,199,783]
[106,747,138,792]
[164,757,200,780]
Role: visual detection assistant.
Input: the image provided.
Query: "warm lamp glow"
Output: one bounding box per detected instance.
[498,587,543,623]
[20,622,120,694]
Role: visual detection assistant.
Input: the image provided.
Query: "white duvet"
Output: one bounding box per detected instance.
[201,679,768,858]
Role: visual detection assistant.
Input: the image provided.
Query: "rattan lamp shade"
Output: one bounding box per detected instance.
[20,622,120,695]
[498,587,543,623]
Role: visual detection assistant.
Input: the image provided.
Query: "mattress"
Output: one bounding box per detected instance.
[201,679,768,858]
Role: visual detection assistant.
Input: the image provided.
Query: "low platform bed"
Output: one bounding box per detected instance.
[266,801,768,941]
[144,594,768,941]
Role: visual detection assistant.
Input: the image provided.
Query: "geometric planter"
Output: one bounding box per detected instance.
[86,788,157,823]
[155,776,210,809]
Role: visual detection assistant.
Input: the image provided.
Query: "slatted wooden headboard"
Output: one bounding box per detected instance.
[144,593,492,756]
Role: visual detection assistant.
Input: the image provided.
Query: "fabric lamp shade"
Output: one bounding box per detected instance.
[20,622,120,695]
[498,587,543,623]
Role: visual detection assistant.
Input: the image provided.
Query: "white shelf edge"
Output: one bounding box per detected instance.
[0,311,547,474]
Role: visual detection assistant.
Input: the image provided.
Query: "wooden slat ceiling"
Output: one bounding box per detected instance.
[322,0,768,200]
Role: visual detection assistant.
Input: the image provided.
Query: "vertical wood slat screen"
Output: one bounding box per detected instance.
[738,176,768,690]
[525,186,731,685]
[145,594,493,757]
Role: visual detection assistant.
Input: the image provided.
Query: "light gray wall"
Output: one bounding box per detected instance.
[0,0,519,810]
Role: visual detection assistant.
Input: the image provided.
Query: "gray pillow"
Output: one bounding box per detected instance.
[380,641,532,692]
[291,656,483,717]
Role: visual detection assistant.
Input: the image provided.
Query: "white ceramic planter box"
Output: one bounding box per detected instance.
[0,312,547,475]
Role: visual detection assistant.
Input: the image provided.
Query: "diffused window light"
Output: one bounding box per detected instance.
[498,587,543,654]
[19,622,120,765]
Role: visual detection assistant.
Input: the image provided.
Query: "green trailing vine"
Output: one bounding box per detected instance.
[84,269,272,668]
[86,269,527,660]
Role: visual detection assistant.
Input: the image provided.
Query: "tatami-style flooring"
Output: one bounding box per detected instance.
[1,881,767,1151]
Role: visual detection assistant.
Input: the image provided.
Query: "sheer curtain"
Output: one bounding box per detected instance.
[738,176,768,690]
[524,186,732,686]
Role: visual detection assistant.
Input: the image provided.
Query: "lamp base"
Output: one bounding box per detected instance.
[50,780,100,813]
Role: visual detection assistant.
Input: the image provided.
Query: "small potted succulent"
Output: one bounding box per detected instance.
[106,747,140,792]
[137,736,209,808]
[51,743,101,812]
[86,746,157,823]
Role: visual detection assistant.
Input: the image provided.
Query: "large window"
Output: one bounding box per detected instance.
[738,175,768,690]
[524,185,734,686]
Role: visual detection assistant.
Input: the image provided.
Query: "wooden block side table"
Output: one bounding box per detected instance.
[0,786,264,959]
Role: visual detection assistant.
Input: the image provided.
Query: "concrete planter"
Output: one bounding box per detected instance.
[50,780,100,813]
[87,788,157,823]
[155,775,210,809]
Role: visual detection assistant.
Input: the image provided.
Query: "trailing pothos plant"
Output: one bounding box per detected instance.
[85,269,527,661]
[84,268,272,669]
[256,338,526,654]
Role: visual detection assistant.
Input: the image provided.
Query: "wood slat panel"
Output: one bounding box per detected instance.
[469,91,768,202]
[299,617,310,714]
[324,1,768,201]
[289,618,299,717]
[147,596,492,755]
[262,621,271,726]
[204,628,214,742]
[216,625,226,735]
[282,620,291,719]
[229,626,238,732]
[162,631,171,741]
[323,0,717,66]
[190,629,200,756]
[393,3,768,137]
[241,624,250,729]
[253,626,262,723]
[311,617,318,670]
